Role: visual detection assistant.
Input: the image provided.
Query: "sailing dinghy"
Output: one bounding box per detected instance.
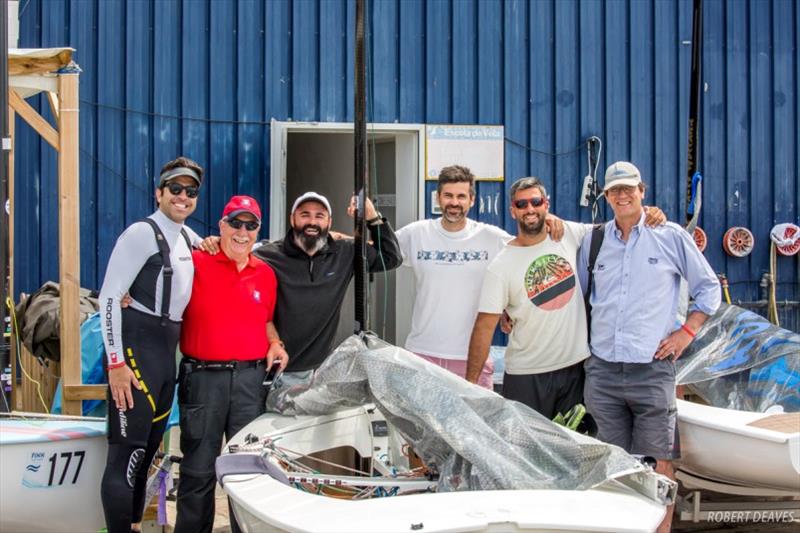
[217,334,676,533]
[0,412,107,532]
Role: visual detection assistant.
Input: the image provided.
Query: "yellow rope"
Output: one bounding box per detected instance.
[768,243,780,327]
[5,296,50,413]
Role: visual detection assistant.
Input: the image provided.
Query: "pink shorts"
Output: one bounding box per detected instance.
[415,353,495,390]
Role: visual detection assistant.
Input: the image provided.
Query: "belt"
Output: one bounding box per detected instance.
[183,356,265,371]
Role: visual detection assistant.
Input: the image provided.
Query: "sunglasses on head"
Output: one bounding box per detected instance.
[165,182,199,198]
[226,218,260,231]
[513,197,546,209]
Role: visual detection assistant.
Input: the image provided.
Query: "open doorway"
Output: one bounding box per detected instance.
[270,121,424,348]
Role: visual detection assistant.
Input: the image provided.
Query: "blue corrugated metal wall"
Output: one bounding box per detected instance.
[14,0,799,324]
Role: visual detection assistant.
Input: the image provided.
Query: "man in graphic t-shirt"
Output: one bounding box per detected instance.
[466,177,590,417]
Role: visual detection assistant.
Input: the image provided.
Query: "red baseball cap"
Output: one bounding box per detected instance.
[222,195,261,222]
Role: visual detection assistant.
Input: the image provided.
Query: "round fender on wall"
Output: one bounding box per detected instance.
[723,227,755,257]
[692,227,707,252]
[770,223,800,256]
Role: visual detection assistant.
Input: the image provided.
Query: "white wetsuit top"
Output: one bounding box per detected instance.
[98,209,200,367]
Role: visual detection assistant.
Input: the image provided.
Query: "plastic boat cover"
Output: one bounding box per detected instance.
[267,334,648,492]
[676,303,800,413]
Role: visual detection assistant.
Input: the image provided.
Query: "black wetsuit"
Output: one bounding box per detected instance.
[98,210,197,533]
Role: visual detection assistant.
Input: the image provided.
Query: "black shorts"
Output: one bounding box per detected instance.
[502,359,585,420]
[106,308,180,447]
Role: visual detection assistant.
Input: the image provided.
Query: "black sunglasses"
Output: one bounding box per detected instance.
[165,182,199,199]
[513,197,546,209]
[226,218,260,231]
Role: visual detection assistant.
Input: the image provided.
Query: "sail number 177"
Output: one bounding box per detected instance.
[47,451,85,486]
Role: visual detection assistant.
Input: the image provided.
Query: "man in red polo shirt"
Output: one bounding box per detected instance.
[175,196,288,533]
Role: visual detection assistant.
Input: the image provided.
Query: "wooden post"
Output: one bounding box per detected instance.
[8,105,18,410]
[57,73,81,415]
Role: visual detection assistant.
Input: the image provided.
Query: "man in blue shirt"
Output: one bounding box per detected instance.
[578,161,720,533]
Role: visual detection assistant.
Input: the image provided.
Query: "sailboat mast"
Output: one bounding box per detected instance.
[353,0,369,333]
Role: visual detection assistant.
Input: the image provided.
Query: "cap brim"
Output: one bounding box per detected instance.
[226,209,261,222]
[161,175,201,187]
[603,178,641,192]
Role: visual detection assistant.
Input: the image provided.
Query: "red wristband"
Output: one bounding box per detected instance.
[107,361,127,370]
[681,324,696,338]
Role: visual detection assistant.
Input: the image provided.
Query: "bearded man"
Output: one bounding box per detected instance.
[252,192,402,383]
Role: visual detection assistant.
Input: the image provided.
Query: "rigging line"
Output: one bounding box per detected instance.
[585,136,602,222]
[505,136,586,157]
[78,146,208,229]
[273,444,373,477]
[18,0,31,20]
[79,99,273,127]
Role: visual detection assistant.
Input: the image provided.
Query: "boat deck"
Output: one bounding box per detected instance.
[138,484,798,533]
[747,413,800,433]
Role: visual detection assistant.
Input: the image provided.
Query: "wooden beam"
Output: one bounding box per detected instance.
[7,107,20,410]
[62,385,106,401]
[8,50,73,76]
[57,73,81,416]
[8,89,59,151]
[46,91,59,122]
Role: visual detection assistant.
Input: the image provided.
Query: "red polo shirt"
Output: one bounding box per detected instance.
[180,249,277,361]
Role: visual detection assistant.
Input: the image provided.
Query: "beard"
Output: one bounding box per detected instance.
[293,224,329,254]
[518,214,546,236]
[442,205,465,223]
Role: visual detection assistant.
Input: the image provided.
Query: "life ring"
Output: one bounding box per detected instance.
[723,227,755,257]
[770,223,800,256]
[692,227,707,252]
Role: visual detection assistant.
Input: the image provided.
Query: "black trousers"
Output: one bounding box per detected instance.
[502,359,585,420]
[174,359,268,533]
[101,309,180,533]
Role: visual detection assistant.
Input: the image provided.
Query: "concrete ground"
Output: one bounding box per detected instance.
[141,485,231,533]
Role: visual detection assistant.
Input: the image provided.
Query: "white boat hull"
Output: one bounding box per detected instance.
[676,399,800,493]
[0,413,107,533]
[222,407,667,533]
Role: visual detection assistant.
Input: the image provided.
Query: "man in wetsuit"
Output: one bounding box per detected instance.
[98,156,203,533]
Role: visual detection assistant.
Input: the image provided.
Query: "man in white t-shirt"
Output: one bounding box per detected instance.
[467,177,664,418]
[466,177,590,416]
[396,165,563,389]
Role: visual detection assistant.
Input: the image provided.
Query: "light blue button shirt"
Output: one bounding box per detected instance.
[578,212,720,363]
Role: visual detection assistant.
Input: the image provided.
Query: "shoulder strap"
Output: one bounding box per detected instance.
[140,218,173,326]
[180,228,193,251]
[584,223,606,343]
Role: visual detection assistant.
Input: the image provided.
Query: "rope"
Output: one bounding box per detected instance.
[768,243,780,326]
[5,295,50,413]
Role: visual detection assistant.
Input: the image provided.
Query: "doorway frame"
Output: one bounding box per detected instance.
[269,120,426,239]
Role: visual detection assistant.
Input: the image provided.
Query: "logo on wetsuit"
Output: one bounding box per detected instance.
[118,409,128,438]
[104,298,115,347]
[126,448,145,488]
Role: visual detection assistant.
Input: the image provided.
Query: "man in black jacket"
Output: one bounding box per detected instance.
[253,192,402,381]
